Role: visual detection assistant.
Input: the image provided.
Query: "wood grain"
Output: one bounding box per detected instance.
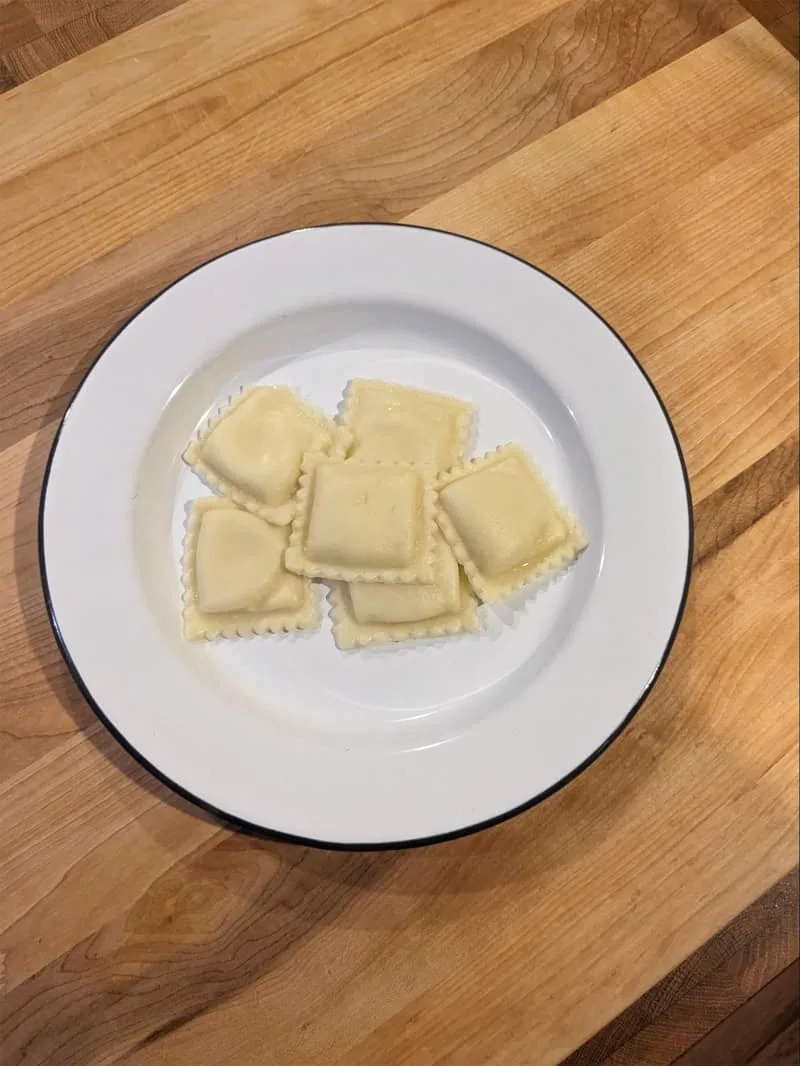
[564,869,799,1065]
[739,0,799,54]
[1,0,791,92]
[2,0,748,315]
[0,1,797,1063]
[674,961,799,1064]
[0,11,773,451]
[750,1019,800,1066]
[0,0,39,52]
[0,0,187,87]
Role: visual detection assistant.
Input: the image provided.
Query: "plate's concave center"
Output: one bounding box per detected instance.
[142,304,602,753]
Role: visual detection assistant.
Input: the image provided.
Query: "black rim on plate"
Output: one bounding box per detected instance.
[38,222,694,851]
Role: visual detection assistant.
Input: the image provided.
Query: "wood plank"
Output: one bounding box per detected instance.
[674,961,799,1065]
[0,16,774,452]
[0,427,102,783]
[0,0,462,177]
[0,3,215,88]
[0,0,39,52]
[0,0,567,291]
[2,0,741,311]
[750,1019,800,1065]
[565,870,799,1064]
[693,434,799,564]
[0,780,220,994]
[0,54,18,91]
[23,0,109,33]
[408,22,797,270]
[1,29,67,82]
[739,0,799,54]
[559,147,797,504]
[1,11,115,84]
[1,484,795,1065]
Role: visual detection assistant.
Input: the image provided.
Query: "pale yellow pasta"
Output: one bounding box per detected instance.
[182,498,318,640]
[436,444,588,603]
[330,534,479,649]
[284,453,437,584]
[183,386,337,525]
[339,379,473,470]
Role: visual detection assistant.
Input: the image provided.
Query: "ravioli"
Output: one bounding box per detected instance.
[339,379,473,470]
[436,444,588,602]
[179,379,589,649]
[182,498,318,639]
[183,386,336,525]
[329,533,479,649]
[284,454,437,583]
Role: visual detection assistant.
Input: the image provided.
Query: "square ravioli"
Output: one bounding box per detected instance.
[284,454,436,583]
[436,444,588,603]
[339,379,473,470]
[183,386,337,525]
[329,533,479,649]
[182,498,317,640]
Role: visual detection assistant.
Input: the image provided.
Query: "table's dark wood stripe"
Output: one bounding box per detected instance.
[0,0,188,88]
[739,0,799,55]
[674,961,799,1065]
[563,871,799,1065]
[693,433,800,567]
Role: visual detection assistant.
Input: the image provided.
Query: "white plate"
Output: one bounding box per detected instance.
[40,224,692,848]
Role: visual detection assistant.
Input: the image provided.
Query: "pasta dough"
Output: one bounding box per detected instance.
[182,498,317,639]
[178,378,589,650]
[284,454,437,583]
[330,534,479,649]
[184,386,337,525]
[436,444,587,603]
[339,379,473,470]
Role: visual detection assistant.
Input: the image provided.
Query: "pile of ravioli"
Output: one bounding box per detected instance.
[181,380,587,650]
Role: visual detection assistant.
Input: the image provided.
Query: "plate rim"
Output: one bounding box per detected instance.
[38,221,694,851]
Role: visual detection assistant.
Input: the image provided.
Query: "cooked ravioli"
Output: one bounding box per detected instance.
[182,498,317,639]
[436,444,587,603]
[330,534,479,649]
[284,454,436,583]
[350,532,461,623]
[180,379,590,649]
[194,506,284,613]
[183,387,336,525]
[340,380,473,470]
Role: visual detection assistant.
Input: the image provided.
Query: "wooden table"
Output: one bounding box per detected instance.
[1,2,797,1063]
